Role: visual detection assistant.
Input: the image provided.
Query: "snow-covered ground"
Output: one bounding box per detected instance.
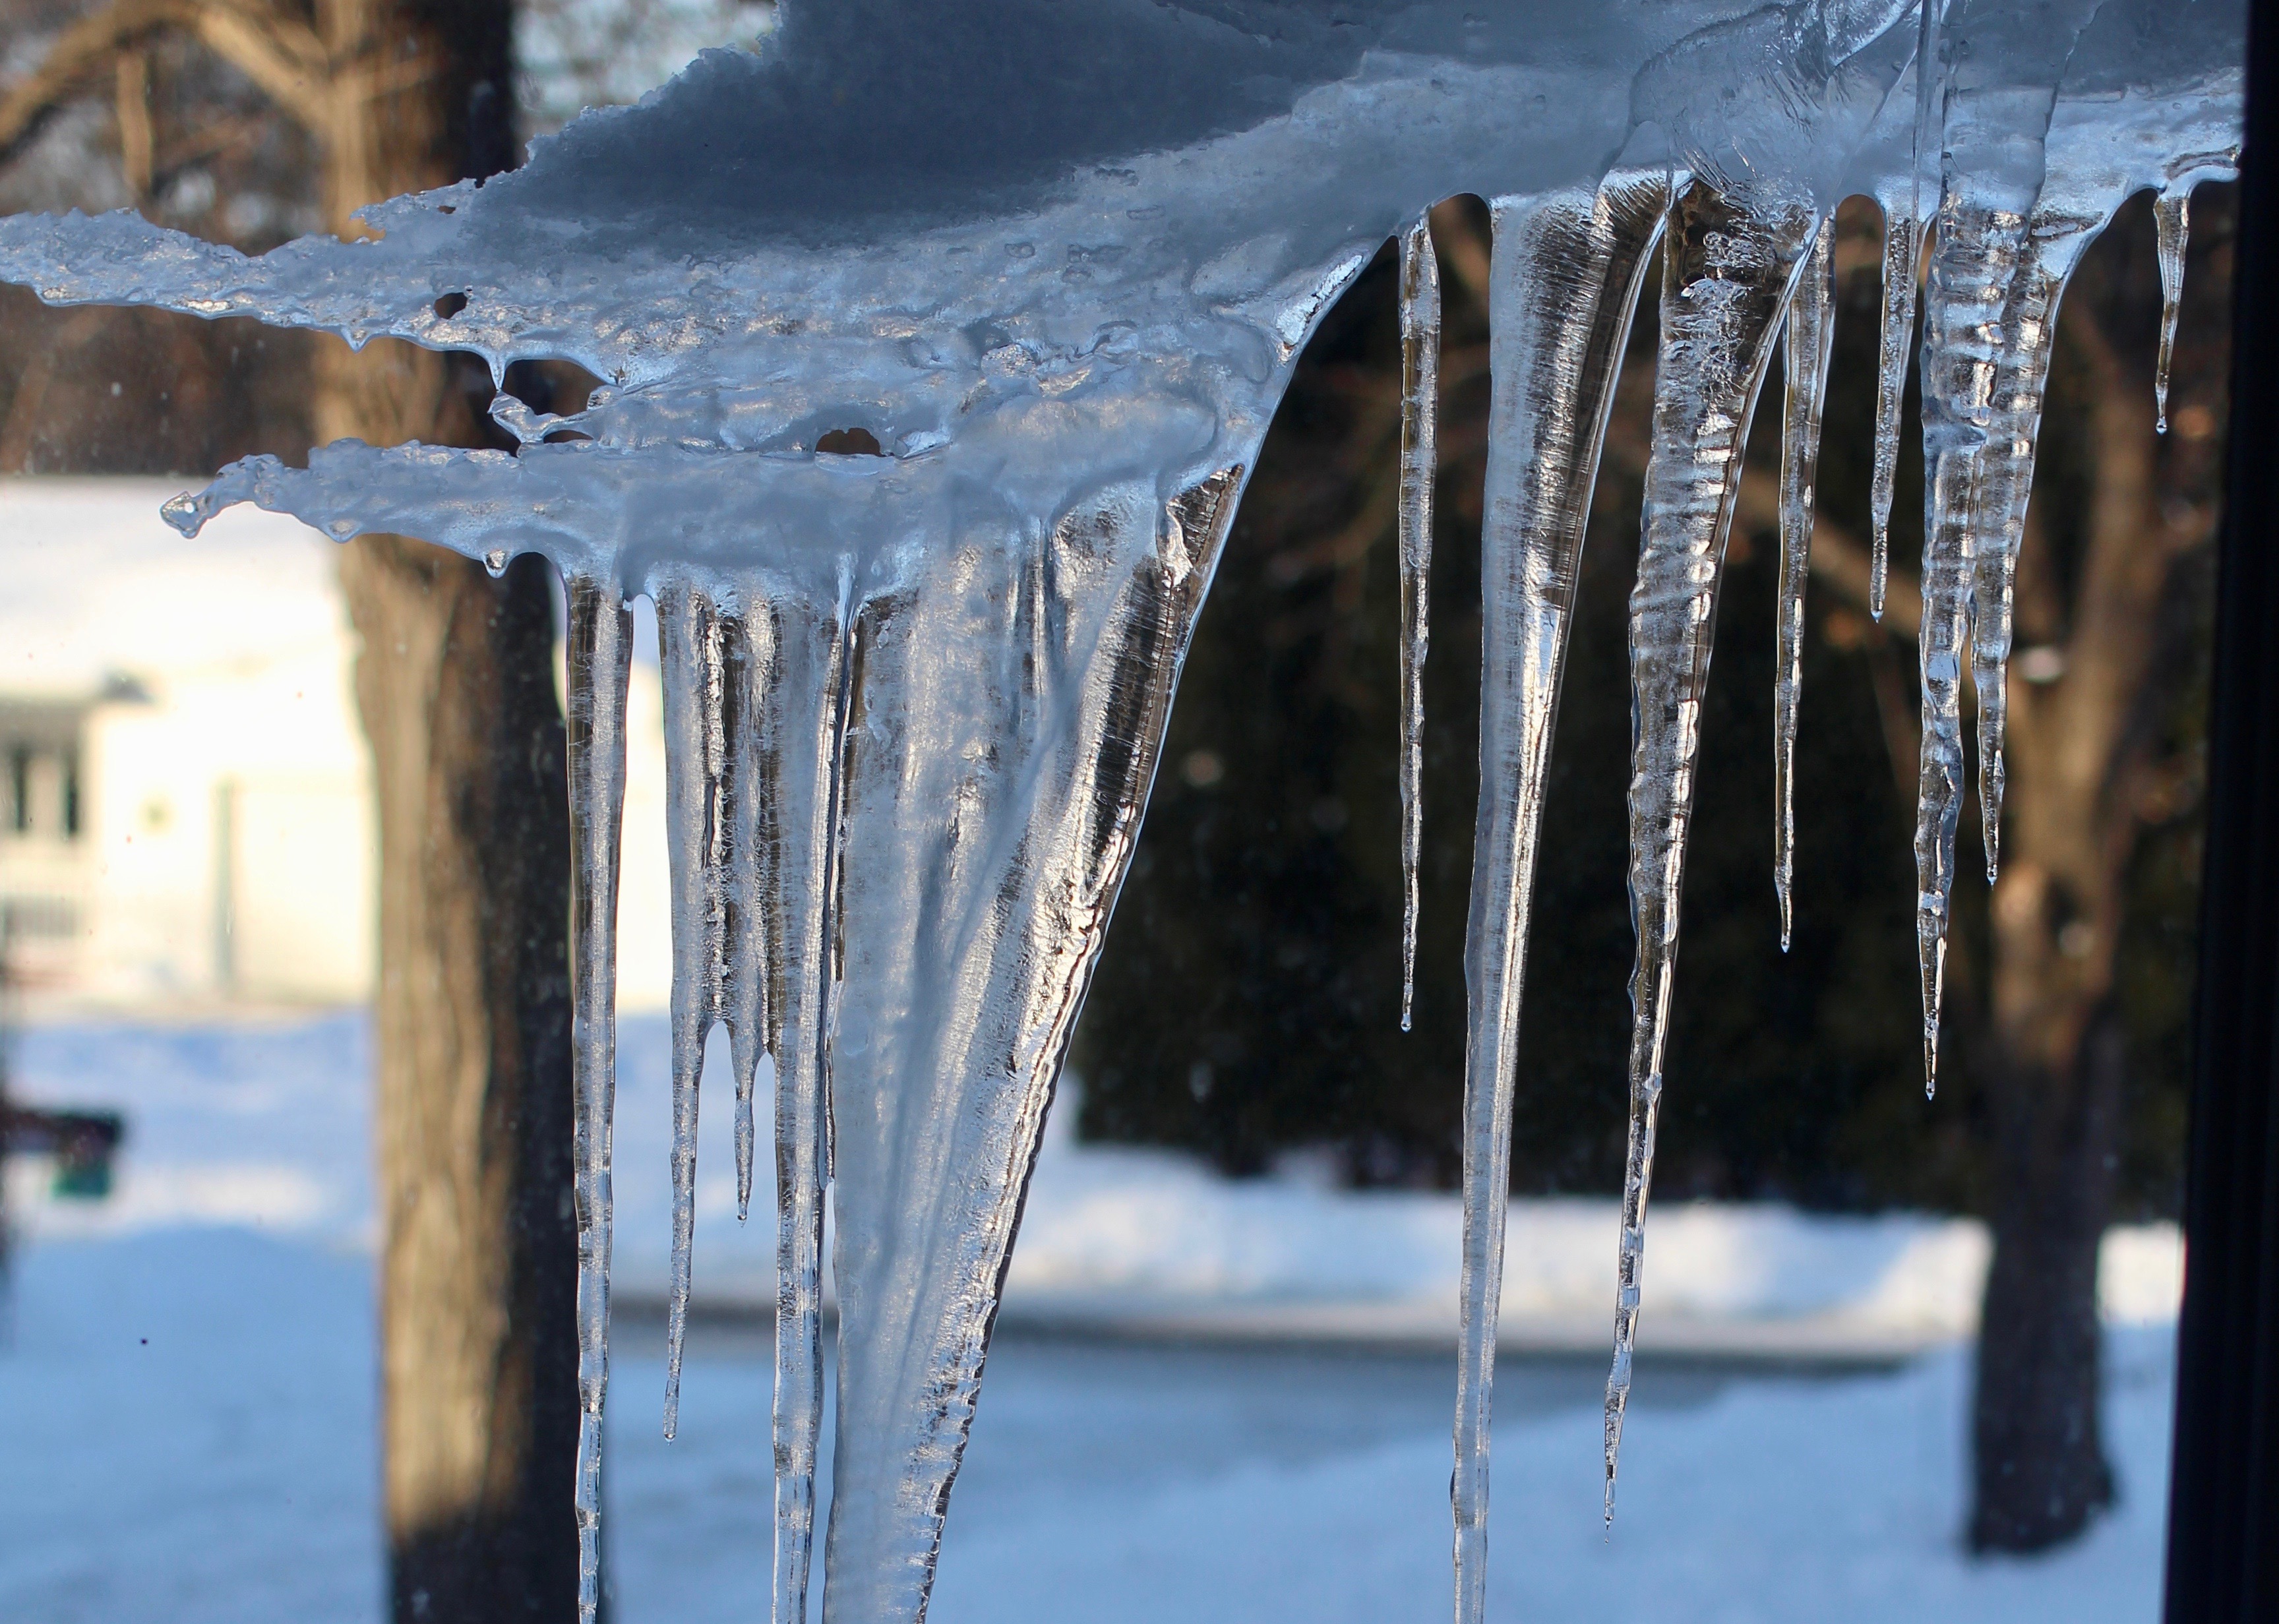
[0,1013,2181,1620]
[6,1010,2181,1356]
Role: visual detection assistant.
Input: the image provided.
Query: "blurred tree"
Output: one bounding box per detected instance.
[1,5,578,1618]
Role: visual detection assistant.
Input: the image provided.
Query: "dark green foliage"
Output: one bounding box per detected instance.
[1076,195,2212,1218]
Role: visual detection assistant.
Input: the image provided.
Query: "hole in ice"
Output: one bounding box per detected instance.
[433,291,469,320]
[815,426,885,456]
[506,359,601,413]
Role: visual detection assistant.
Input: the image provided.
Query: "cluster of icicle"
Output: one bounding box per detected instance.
[0,0,2240,1618]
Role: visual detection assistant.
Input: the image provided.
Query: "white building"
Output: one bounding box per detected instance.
[0,477,675,1010]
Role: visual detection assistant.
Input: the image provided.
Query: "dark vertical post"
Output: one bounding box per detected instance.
[2162,1,2279,1616]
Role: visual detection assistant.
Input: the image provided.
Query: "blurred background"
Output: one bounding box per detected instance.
[0,3,2226,1621]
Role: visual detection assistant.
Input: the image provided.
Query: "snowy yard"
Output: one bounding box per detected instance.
[0,1014,2179,1621]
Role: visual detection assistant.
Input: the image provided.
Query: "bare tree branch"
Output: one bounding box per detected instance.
[115,50,152,199]
[1731,457,1925,638]
[0,0,332,170]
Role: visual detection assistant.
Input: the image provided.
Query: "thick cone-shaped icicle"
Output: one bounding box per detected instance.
[1604,179,1818,1528]
[1396,212,1440,1035]
[1969,216,2100,884]
[1774,215,1837,952]
[820,469,1240,1623]
[1453,174,1665,1621]
[1914,199,2016,1101]
[2154,187,2189,434]
[1914,196,2102,1087]
[566,576,634,1624]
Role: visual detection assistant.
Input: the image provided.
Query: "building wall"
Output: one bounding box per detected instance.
[0,476,678,1012]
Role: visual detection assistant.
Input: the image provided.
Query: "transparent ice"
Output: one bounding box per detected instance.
[1397,211,1440,1035]
[0,0,2241,1618]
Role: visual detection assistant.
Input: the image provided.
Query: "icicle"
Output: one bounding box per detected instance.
[566,573,634,1624]
[1970,239,2074,887]
[1914,187,2104,1087]
[1866,1,1945,622]
[733,570,854,1624]
[819,469,1240,1624]
[1603,179,1819,1528]
[2154,187,2190,434]
[657,579,735,1439]
[1774,214,1836,952]
[1912,202,2009,1101]
[1396,211,1440,1035]
[1453,173,1666,1622]
[1908,0,2111,1097]
[1868,183,1922,620]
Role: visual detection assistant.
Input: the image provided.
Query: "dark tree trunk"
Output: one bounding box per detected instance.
[1970,1006,2123,1550]
[353,546,577,1623]
[303,3,581,1618]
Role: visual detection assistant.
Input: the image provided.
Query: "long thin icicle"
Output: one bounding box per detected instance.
[567,573,634,1624]
[1396,211,1441,1035]
[1868,181,1922,620]
[1869,0,1946,621]
[2154,186,2190,434]
[1774,214,1836,952]
[1454,173,1666,1622]
[658,578,735,1438]
[755,570,855,1624]
[1604,178,1817,1528]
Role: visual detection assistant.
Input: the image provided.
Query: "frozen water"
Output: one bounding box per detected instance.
[1455,170,1666,1623]
[2154,187,2190,433]
[567,576,636,1617]
[1908,0,2241,1094]
[1396,212,1440,1035]
[1775,216,1837,953]
[0,0,2243,1617]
